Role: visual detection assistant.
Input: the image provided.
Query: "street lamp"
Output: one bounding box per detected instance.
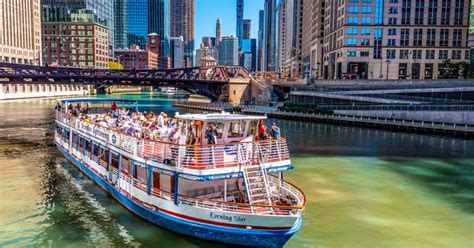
[385,59,391,80]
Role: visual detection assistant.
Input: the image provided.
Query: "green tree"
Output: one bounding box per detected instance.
[438,60,456,79]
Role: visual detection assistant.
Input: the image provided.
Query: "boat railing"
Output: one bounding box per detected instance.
[268,175,306,207]
[118,171,305,216]
[55,110,291,171]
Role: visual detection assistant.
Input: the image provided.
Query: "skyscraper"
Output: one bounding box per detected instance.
[243,19,251,39]
[1,0,42,65]
[241,39,257,72]
[41,0,115,53]
[470,1,474,69]
[126,0,149,49]
[114,0,127,49]
[149,0,170,57]
[169,36,184,68]
[301,0,324,79]
[219,36,239,65]
[216,18,222,46]
[236,0,244,48]
[170,0,194,67]
[276,1,286,73]
[278,0,303,78]
[257,10,264,71]
[262,0,277,72]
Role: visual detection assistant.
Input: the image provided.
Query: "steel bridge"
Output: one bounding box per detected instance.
[0,62,251,100]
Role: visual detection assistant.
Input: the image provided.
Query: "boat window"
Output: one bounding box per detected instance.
[85,139,91,154]
[72,132,77,146]
[215,122,224,138]
[110,152,119,170]
[100,148,109,168]
[92,143,99,157]
[55,124,62,135]
[134,163,147,184]
[78,136,84,150]
[121,157,131,175]
[227,121,246,138]
[152,171,160,189]
[206,122,224,139]
[249,120,258,136]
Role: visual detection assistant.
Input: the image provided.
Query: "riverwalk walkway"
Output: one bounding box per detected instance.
[173,101,474,137]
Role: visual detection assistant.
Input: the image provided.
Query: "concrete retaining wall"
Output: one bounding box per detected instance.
[334,110,474,125]
[0,84,90,100]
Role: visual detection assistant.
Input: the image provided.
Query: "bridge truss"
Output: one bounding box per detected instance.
[0,63,251,100]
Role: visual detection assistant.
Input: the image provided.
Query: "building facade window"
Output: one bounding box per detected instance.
[439,50,448,59]
[440,29,449,46]
[452,50,461,60]
[387,49,396,59]
[428,0,438,25]
[401,0,412,25]
[400,29,409,46]
[454,0,464,25]
[426,50,435,59]
[400,49,409,59]
[373,28,382,59]
[453,29,462,47]
[427,29,436,46]
[414,0,424,25]
[412,50,422,59]
[413,29,422,46]
[441,0,451,25]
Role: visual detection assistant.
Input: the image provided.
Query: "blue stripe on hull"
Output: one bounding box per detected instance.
[57,145,300,247]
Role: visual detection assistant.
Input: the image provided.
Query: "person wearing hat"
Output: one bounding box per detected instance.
[269,123,281,139]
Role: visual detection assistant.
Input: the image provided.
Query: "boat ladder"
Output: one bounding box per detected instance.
[238,143,273,214]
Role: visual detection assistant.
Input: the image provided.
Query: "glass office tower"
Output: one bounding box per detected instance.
[114,0,127,49]
[149,0,170,57]
[126,0,149,49]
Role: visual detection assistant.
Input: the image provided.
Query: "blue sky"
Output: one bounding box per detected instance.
[194,0,264,50]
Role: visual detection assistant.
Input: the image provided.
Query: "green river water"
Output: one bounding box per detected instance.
[0,93,473,248]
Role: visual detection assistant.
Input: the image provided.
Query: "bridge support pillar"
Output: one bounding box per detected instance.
[228,78,251,105]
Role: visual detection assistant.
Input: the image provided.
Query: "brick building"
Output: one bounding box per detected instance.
[42,9,109,68]
[115,33,160,69]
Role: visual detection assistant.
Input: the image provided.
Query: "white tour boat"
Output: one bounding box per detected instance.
[160,87,177,96]
[54,98,305,247]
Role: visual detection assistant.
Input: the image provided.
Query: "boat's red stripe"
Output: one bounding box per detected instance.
[64,145,293,231]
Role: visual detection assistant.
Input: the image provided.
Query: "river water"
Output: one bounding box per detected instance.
[0,93,473,248]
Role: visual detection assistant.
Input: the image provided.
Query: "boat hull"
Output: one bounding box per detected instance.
[57,144,300,247]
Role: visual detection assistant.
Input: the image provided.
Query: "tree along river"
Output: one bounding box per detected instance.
[0,93,472,248]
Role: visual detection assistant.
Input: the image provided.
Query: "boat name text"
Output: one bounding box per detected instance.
[209,212,246,223]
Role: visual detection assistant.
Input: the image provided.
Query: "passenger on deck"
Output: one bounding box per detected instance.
[55,103,62,111]
[269,123,281,139]
[111,102,117,111]
[258,123,268,140]
[206,124,217,144]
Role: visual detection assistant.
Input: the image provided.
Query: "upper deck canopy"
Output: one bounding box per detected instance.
[176,112,267,122]
[59,98,138,104]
